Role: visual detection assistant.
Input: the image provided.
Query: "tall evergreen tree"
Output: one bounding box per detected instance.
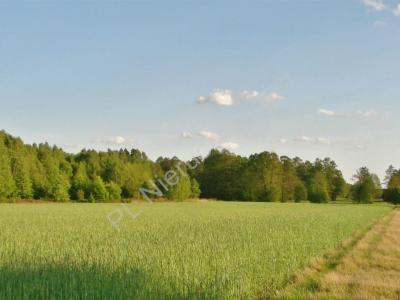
[12,157,33,198]
[71,162,90,200]
[91,176,108,202]
[0,135,15,199]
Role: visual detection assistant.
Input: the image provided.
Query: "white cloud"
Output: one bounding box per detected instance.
[181,131,193,139]
[61,143,82,149]
[241,90,259,99]
[109,136,128,145]
[318,108,336,117]
[94,136,134,145]
[363,0,386,11]
[295,136,331,145]
[297,136,314,143]
[393,4,400,16]
[220,142,240,151]
[241,90,285,103]
[355,145,366,150]
[197,89,285,106]
[373,20,387,27]
[279,138,287,144]
[199,130,220,141]
[318,108,375,118]
[355,110,375,117]
[197,89,234,106]
[268,92,286,101]
[316,137,332,145]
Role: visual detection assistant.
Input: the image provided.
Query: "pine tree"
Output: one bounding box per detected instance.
[13,157,33,198]
[52,173,71,202]
[91,176,108,202]
[0,137,15,199]
[72,162,89,200]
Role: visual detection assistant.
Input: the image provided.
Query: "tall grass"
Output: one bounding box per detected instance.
[0,202,391,299]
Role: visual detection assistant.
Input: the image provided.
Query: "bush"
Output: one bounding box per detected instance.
[351,177,375,204]
[383,187,400,204]
[166,175,192,201]
[76,189,85,202]
[259,187,281,202]
[190,178,201,198]
[90,177,108,202]
[106,181,122,201]
[294,184,308,202]
[309,190,329,203]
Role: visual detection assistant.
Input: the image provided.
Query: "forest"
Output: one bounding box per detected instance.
[1,130,399,204]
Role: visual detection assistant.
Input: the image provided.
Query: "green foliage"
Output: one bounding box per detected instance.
[308,171,330,203]
[0,131,354,204]
[0,135,16,198]
[383,187,400,204]
[51,173,71,202]
[190,178,201,198]
[294,183,308,202]
[76,189,85,202]
[166,174,192,201]
[280,156,298,202]
[91,176,108,202]
[198,149,244,200]
[351,167,376,204]
[88,193,95,203]
[383,165,400,204]
[106,181,122,201]
[12,157,33,198]
[71,162,89,200]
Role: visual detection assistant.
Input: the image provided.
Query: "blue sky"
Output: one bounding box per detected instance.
[1,0,399,180]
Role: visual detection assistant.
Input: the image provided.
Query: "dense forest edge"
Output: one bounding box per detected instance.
[0,130,399,204]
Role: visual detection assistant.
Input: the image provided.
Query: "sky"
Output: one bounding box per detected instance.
[0,0,399,181]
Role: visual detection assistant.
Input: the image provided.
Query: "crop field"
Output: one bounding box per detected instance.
[0,202,391,299]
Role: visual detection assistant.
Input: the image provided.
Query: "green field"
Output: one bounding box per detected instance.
[0,202,391,299]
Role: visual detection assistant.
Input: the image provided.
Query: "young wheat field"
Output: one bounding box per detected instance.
[0,202,391,299]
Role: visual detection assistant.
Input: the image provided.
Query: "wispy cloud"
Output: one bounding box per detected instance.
[318,108,375,118]
[355,144,367,150]
[93,136,134,146]
[61,143,82,149]
[241,90,286,103]
[394,4,400,16]
[241,90,259,99]
[220,142,240,151]
[279,138,287,144]
[363,0,386,11]
[181,131,193,139]
[373,20,387,27]
[318,108,336,117]
[197,89,285,107]
[294,136,332,145]
[199,130,220,141]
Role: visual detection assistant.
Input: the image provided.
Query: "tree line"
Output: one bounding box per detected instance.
[0,130,398,204]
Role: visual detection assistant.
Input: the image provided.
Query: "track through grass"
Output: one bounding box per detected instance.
[277,208,399,300]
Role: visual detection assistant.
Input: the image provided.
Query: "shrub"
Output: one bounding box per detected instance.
[106,181,122,201]
[294,184,308,202]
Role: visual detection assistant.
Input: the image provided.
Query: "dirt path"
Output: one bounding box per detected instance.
[276,209,400,300]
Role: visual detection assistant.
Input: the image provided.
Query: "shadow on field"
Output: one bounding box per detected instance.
[0,265,219,300]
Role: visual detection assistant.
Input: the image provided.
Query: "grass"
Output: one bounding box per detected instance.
[278,208,400,299]
[0,202,392,299]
